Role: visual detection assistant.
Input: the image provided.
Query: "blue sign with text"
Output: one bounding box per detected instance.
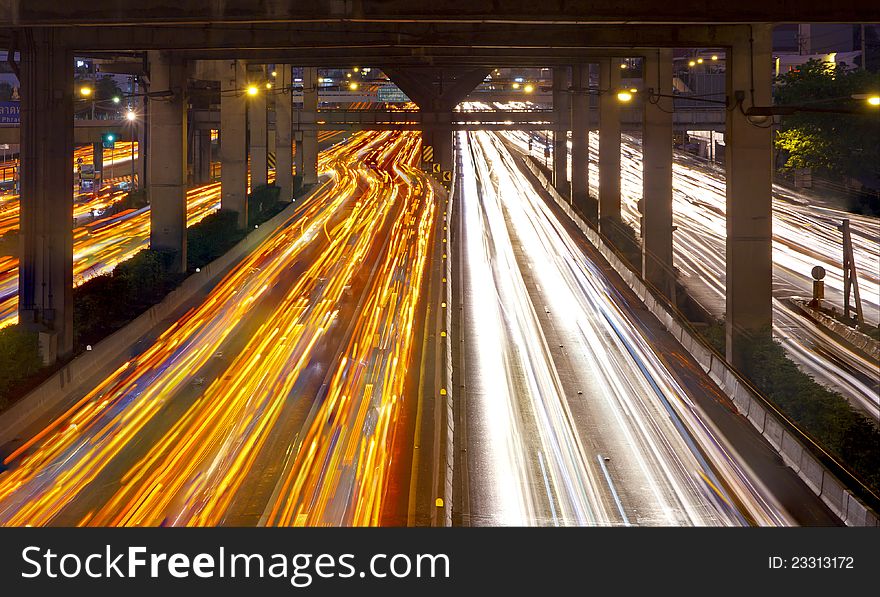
[0,101,20,124]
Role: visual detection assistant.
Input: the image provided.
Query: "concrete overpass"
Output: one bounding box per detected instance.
[1,0,877,370]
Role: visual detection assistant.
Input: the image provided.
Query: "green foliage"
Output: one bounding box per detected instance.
[774,129,834,172]
[74,249,184,347]
[0,325,42,406]
[774,60,880,182]
[187,210,245,271]
[95,75,124,102]
[698,322,880,494]
[247,184,283,228]
[0,81,13,102]
[601,216,641,270]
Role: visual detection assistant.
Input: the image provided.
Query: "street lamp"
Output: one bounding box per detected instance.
[616,90,634,103]
[79,86,92,97]
[867,95,880,107]
[246,85,259,96]
[524,83,535,93]
[349,82,359,91]
[125,109,138,189]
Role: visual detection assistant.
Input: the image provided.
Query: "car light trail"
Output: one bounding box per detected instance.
[0,131,435,528]
[459,130,790,526]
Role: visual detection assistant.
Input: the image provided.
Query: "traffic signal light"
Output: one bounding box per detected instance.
[102,132,116,149]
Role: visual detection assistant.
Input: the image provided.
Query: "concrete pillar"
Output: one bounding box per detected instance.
[219,60,248,228]
[18,28,74,363]
[92,142,103,183]
[570,64,593,222]
[552,66,570,193]
[196,129,211,185]
[147,50,188,273]
[248,65,268,189]
[300,67,318,185]
[642,49,676,302]
[275,65,294,201]
[599,58,622,225]
[725,25,774,369]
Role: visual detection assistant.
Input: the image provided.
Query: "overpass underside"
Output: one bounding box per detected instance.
[3,2,876,367]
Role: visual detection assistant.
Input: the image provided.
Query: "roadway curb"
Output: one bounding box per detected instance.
[518,153,879,527]
[0,183,327,449]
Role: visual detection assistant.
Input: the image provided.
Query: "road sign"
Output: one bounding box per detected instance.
[79,163,95,180]
[422,145,434,163]
[442,171,452,182]
[432,163,441,174]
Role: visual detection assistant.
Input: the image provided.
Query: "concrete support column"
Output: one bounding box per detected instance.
[275,65,294,200]
[570,64,593,222]
[300,67,318,185]
[248,65,268,189]
[196,129,211,185]
[147,50,188,273]
[18,28,74,363]
[642,49,676,301]
[92,142,103,182]
[219,59,248,228]
[725,24,774,369]
[599,58,622,226]
[552,66,570,193]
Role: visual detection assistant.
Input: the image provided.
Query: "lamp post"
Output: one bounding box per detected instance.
[126,108,137,189]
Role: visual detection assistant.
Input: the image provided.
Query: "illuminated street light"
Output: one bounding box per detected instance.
[271,70,277,77]
[697,58,704,64]
[353,67,360,72]
[112,96,121,104]
[79,86,93,97]
[346,72,352,78]
[711,55,719,61]
[125,109,137,121]
[246,85,259,96]
[512,82,520,89]
[620,63,628,69]
[629,88,638,93]
[868,95,880,106]
[524,83,535,93]
[266,82,272,89]
[349,82,359,91]
[688,60,697,67]
[616,91,634,102]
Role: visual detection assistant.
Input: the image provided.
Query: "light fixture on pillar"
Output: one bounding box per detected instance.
[79,86,92,97]
[246,85,259,96]
[616,90,634,103]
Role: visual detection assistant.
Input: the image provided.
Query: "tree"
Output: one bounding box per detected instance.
[95,75,123,102]
[773,60,880,187]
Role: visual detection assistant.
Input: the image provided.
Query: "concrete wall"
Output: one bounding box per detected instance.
[520,154,879,527]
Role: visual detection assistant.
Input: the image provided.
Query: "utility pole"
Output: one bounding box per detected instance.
[841,219,864,326]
